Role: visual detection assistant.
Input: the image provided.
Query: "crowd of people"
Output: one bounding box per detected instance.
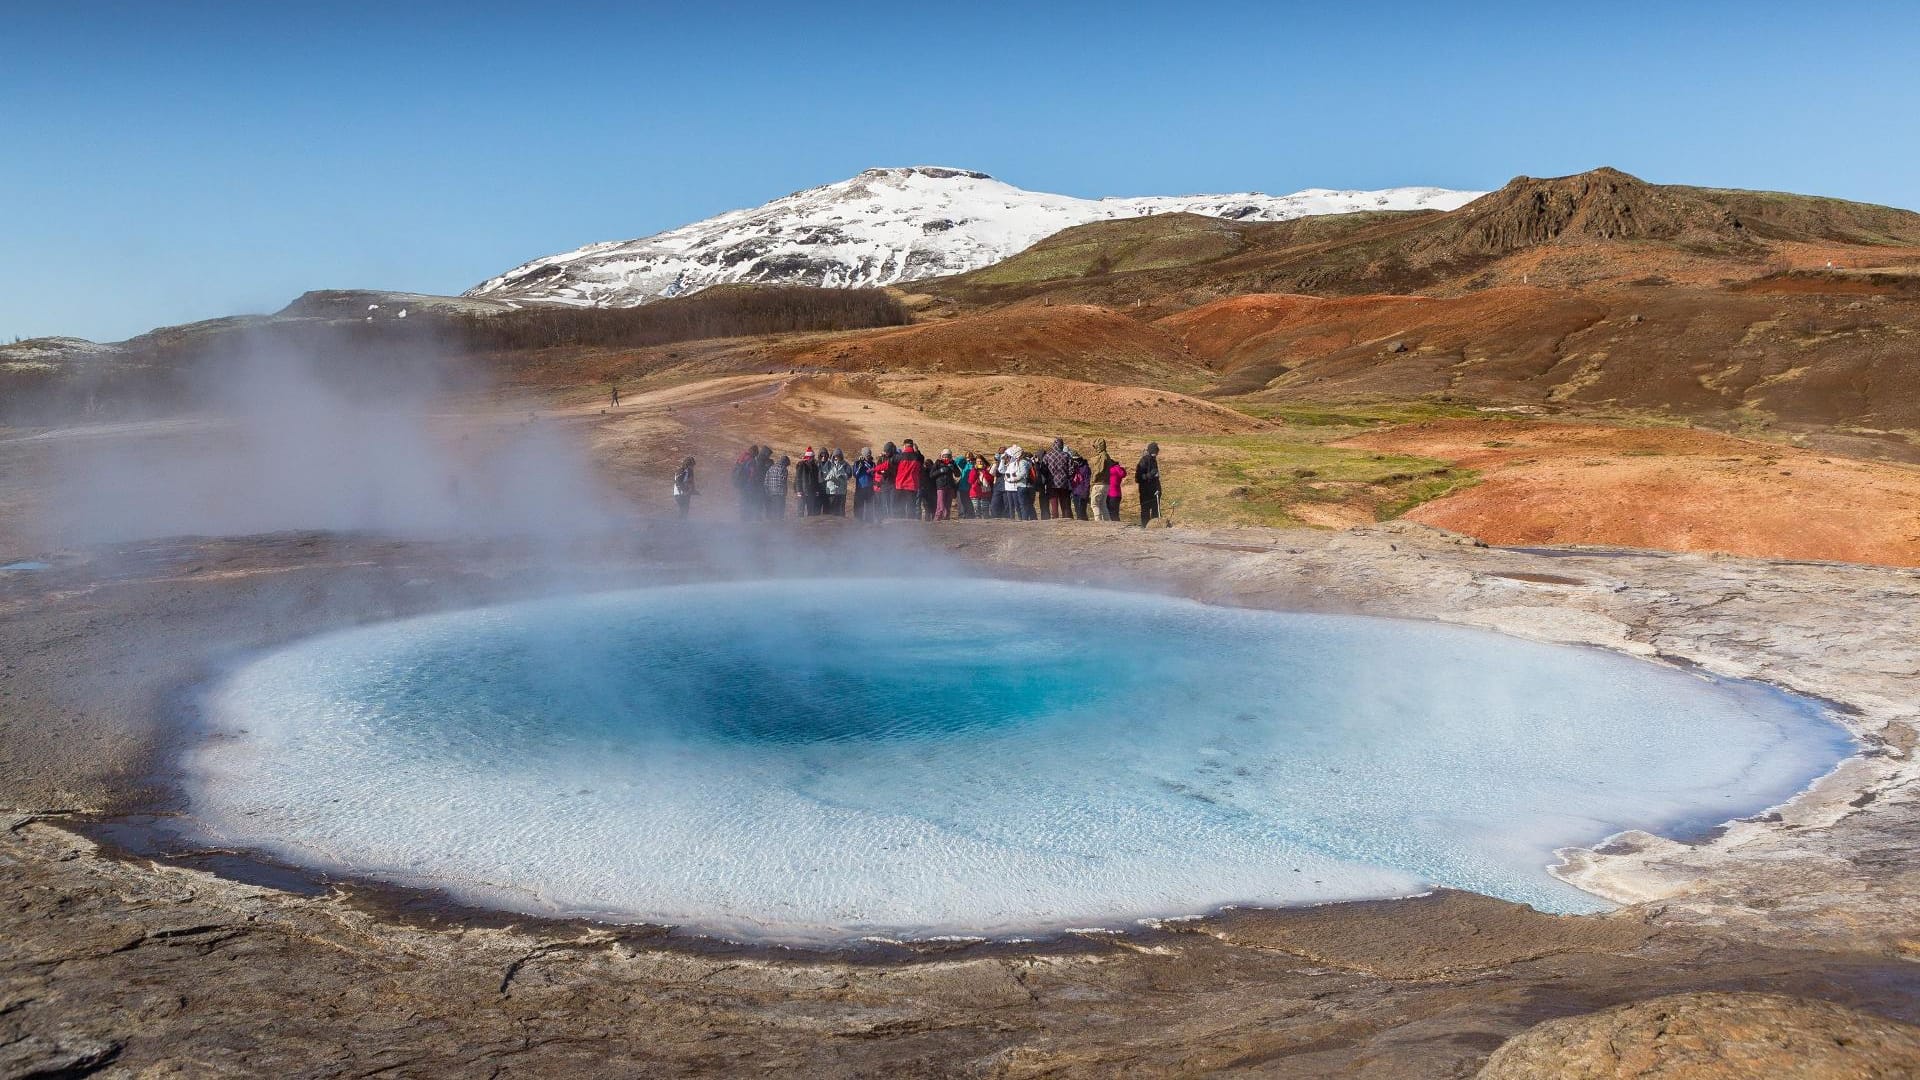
[674,438,1164,526]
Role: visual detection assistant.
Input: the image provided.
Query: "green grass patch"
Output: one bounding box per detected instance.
[1220,400,1490,428]
[1177,433,1478,527]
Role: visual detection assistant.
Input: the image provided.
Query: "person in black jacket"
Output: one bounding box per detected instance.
[1136,442,1162,527]
[793,448,822,517]
[751,446,774,519]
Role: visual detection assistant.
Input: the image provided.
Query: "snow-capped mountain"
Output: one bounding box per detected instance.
[466,167,1485,307]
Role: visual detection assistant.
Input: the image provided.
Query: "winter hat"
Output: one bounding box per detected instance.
[1147,442,1160,454]
[941,448,952,457]
[804,447,815,459]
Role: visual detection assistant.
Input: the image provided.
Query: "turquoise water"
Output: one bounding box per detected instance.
[187,579,1851,942]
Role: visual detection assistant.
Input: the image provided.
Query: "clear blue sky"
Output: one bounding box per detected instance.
[5,1,1918,342]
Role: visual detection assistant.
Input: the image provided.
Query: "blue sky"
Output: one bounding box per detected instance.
[4,1,1918,342]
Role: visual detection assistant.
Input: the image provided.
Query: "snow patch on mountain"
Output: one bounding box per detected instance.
[466,167,1484,307]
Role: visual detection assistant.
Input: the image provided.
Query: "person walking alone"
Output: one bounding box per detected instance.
[673,456,698,518]
[1136,442,1162,527]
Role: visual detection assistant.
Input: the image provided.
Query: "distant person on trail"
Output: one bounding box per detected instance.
[765,454,790,517]
[1069,451,1092,521]
[610,381,621,407]
[1136,442,1162,527]
[822,449,851,516]
[673,456,697,518]
[929,450,960,520]
[893,439,926,519]
[1040,438,1074,520]
[1104,454,1127,522]
[794,448,822,517]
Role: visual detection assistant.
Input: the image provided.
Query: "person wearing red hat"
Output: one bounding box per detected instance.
[794,447,822,517]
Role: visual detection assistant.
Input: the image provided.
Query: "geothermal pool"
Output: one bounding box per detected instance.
[188,579,1849,942]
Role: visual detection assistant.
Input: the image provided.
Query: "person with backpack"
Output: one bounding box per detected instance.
[893,439,925,519]
[732,445,760,520]
[1104,454,1127,522]
[673,456,698,518]
[794,448,822,517]
[1136,442,1162,527]
[1068,452,1092,521]
[764,453,790,517]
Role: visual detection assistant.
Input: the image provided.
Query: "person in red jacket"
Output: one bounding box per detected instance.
[892,439,925,519]
[873,443,896,520]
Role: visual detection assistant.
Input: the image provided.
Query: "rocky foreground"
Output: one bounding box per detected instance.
[3,521,1919,1077]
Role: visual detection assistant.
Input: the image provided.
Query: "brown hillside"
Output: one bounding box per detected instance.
[916,168,1920,313]
[778,304,1205,386]
[1426,167,1759,255]
[1164,286,1920,434]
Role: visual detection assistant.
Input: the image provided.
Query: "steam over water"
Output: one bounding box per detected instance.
[189,580,1849,942]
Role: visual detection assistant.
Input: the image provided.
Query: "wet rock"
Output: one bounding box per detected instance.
[1477,992,1920,1079]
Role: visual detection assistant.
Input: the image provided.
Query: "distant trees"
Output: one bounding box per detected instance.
[453,286,910,352]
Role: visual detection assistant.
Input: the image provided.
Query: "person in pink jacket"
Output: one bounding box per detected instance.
[1103,455,1127,522]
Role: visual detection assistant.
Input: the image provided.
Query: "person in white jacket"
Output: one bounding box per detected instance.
[997,446,1032,521]
[820,449,852,517]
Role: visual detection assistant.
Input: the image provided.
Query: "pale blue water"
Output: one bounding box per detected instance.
[188,579,1850,942]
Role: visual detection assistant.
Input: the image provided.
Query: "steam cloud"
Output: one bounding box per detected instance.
[38,325,623,546]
